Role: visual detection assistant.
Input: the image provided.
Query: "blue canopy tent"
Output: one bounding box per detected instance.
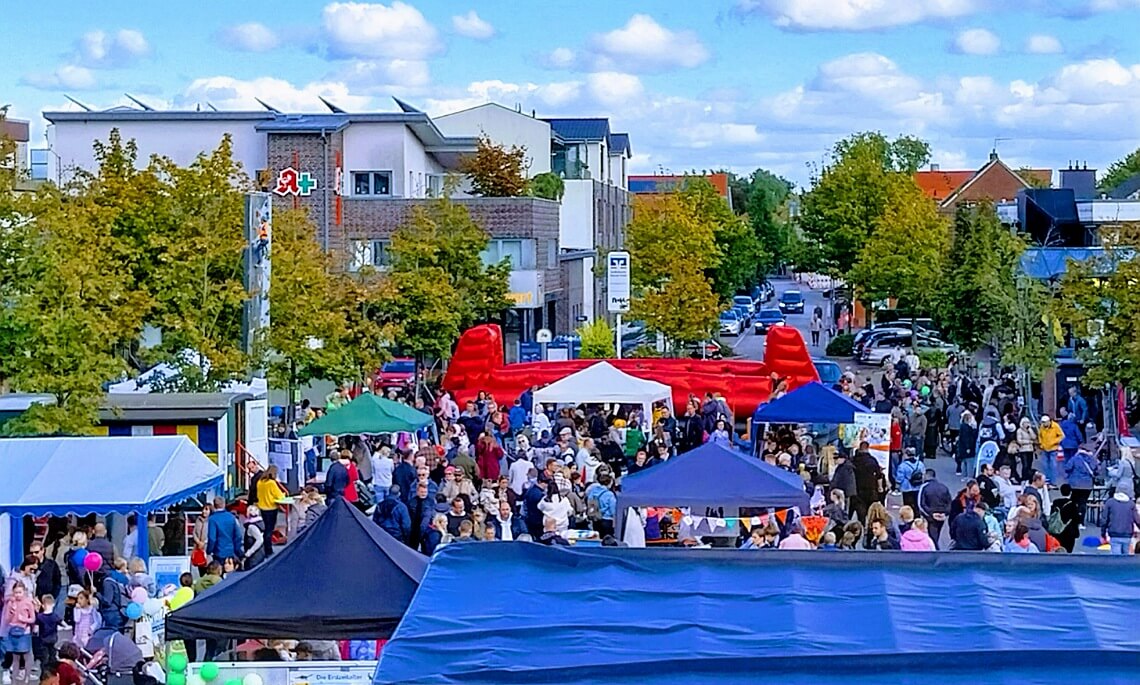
[166,497,427,640]
[375,544,1140,685]
[615,443,810,536]
[750,381,881,454]
[0,436,223,565]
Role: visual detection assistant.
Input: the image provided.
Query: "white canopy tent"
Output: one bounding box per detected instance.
[532,361,674,428]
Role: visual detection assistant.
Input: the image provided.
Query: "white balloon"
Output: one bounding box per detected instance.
[143,598,164,615]
[242,674,264,685]
[187,675,205,685]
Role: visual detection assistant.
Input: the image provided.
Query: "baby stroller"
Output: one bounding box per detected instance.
[76,630,155,685]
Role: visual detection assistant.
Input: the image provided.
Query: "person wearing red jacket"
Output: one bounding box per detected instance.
[889,417,904,493]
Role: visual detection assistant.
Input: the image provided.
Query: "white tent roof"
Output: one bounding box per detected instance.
[533,361,672,409]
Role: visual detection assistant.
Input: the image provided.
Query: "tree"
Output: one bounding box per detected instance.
[578,319,616,359]
[460,134,528,197]
[1098,147,1140,193]
[529,172,564,201]
[848,176,948,330]
[1055,225,1140,387]
[626,194,722,346]
[936,202,1011,353]
[678,178,766,299]
[388,189,510,356]
[1017,167,1051,189]
[742,169,794,272]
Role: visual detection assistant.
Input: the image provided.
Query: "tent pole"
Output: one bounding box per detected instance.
[11,517,25,567]
[138,509,150,564]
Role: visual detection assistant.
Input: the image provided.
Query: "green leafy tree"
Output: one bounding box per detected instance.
[678,178,766,298]
[743,169,794,272]
[936,202,1011,353]
[529,172,564,201]
[578,319,615,359]
[1098,147,1140,193]
[848,176,948,333]
[1017,167,1051,189]
[461,134,529,197]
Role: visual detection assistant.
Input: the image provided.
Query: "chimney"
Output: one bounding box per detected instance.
[989,149,999,162]
[930,163,940,172]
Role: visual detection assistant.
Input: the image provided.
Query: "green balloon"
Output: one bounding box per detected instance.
[168,674,186,685]
[167,653,189,673]
[226,678,243,685]
[199,664,220,682]
[920,385,931,396]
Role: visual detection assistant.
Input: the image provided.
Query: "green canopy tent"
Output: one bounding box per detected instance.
[298,393,434,437]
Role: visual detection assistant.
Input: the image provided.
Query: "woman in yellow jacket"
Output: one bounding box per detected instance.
[1036,415,1064,485]
[256,465,287,557]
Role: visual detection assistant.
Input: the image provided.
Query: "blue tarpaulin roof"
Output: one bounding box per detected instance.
[167,497,426,640]
[0,435,222,516]
[753,381,874,424]
[374,545,1140,685]
[616,443,810,512]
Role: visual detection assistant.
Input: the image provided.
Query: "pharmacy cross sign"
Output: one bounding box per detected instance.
[273,167,318,197]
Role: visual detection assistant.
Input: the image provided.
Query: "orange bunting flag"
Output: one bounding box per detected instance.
[774,509,788,525]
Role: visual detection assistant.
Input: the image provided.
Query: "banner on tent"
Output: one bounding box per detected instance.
[852,413,891,471]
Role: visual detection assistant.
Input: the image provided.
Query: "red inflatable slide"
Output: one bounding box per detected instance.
[441,324,818,419]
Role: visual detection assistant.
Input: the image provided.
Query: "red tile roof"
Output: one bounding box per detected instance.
[914,170,974,200]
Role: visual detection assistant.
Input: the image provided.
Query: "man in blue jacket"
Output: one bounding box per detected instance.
[373,485,412,544]
[1067,386,1089,426]
[491,500,527,541]
[206,497,244,562]
[1058,407,1084,466]
[585,473,618,538]
[895,448,925,512]
[949,503,989,551]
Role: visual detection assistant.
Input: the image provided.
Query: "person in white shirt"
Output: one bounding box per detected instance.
[509,450,534,496]
[532,405,551,436]
[371,445,395,490]
[537,490,573,534]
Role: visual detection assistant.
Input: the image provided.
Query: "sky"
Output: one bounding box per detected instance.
[3,0,1140,186]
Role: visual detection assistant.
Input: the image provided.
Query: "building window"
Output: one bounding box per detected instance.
[481,239,535,269]
[371,240,392,268]
[352,171,392,196]
[349,239,393,271]
[427,174,444,197]
[30,149,49,181]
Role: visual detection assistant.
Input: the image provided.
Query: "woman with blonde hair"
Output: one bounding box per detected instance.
[256,464,287,558]
[864,501,899,549]
[422,514,451,555]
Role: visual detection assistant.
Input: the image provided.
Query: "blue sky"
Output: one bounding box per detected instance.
[4,0,1140,184]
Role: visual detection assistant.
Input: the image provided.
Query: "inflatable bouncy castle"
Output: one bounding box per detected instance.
[442,324,818,418]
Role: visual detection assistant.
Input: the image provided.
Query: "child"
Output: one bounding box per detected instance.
[71,591,98,649]
[128,559,156,598]
[34,595,62,666]
[4,583,37,683]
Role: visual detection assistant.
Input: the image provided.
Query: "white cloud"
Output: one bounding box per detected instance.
[424,79,584,116]
[20,65,98,90]
[177,76,374,112]
[1025,34,1063,54]
[737,0,979,31]
[322,1,440,59]
[337,59,431,90]
[593,15,709,71]
[545,47,576,69]
[451,10,494,40]
[587,71,645,106]
[218,22,280,52]
[952,28,1001,55]
[75,29,151,68]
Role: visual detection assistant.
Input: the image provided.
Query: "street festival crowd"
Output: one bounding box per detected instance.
[4,357,1140,680]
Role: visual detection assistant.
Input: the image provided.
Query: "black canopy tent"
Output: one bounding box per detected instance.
[166,498,427,640]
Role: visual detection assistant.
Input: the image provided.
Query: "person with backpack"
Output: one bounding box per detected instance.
[585,473,617,538]
[372,485,412,545]
[242,506,266,570]
[1048,484,1081,553]
[895,447,925,512]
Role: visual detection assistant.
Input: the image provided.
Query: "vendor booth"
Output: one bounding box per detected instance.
[297,393,434,439]
[374,544,1140,685]
[532,361,674,425]
[166,497,427,640]
[0,435,222,570]
[752,381,872,425]
[616,443,810,538]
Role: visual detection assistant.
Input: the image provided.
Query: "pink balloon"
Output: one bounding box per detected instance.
[130,587,148,604]
[83,552,103,571]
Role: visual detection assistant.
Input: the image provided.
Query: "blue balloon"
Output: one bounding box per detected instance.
[72,549,88,568]
[125,602,143,620]
[270,406,285,417]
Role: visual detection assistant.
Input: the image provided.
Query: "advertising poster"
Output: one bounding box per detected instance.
[151,556,192,593]
[852,413,891,471]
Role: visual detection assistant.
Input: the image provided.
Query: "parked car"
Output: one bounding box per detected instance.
[683,340,724,360]
[754,308,786,334]
[760,281,775,302]
[852,325,912,355]
[731,304,753,327]
[778,289,805,314]
[733,295,757,318]
[377,357,415,388]
[719,311,743,337]
[860,333,957,366]
[813,359,842,386]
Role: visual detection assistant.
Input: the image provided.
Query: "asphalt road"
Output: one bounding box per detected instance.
[729,276,833,362]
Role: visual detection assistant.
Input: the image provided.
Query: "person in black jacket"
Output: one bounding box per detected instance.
[917,470,952,550]
[324,452,351,501]
[956,411,978,476]
[950,504,989,550]
[406,482,433,551]
[830,453,858,514]
[30,542,62,612]
[851,443,885,523]
[677,402,705,454]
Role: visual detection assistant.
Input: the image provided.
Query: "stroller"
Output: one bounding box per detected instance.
[74,630,158,685]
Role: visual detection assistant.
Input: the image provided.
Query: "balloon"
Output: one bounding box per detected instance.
[168,674,187,685]
[125,602,143,620]
[902,379,912,389]
[169,587,194,610]
[920,385,931,396]
[83,552,103,572]
[72,549,88,568]
[130,587,149,604]
[225,679,242,685]
[242,674,264,685]
[167,653,188,673]
[143,598,163,616]
[199,663,220,682]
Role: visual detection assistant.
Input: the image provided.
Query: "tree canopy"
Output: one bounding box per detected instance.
[1098,147,1140,194]
[460,134,529,197]
[936,202,1012,353]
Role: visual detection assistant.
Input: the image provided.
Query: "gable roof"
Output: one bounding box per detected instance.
[543,117,610,141]
[914,170,974,201]
[940,155,1033,207]
[607,132,631,157]
[1108,172,1140,200]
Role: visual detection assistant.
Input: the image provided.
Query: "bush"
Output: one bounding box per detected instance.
[529,172,565,201]
[577,319,615,359]
[917,349,949,370]
[826,333,855,357]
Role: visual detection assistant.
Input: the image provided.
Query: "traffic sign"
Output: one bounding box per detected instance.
[607,251,631,313]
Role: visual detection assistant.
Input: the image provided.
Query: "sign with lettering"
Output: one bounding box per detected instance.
[607,251,631,313]
[273,167,317,196]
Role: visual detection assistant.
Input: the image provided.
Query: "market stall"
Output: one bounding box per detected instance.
[615,443,810,538]
[0,435,222,569]
[532,361,673,426]
[297,393,434,439]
